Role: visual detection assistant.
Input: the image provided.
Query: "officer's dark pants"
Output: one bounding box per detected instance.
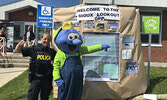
[27,76,52,100]
[58,56,83,100]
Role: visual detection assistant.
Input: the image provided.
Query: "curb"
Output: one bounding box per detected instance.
[130,94,167,100]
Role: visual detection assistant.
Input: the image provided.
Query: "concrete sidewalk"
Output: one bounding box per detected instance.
[0,68,28,88]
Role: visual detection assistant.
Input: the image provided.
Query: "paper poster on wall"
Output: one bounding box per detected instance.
[70,19,80,27]
[122,49,132,59]
[83,33,120,81]
[126,61,138,74]
[83,22,95,31]
[96,23,104,30]
[107,23,118,32]
[122,36,134,49]
[85,60,119,79]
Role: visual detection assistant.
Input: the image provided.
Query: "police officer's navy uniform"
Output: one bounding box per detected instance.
[21,44,56,100]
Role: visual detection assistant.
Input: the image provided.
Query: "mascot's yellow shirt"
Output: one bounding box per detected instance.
[53,44,102,81]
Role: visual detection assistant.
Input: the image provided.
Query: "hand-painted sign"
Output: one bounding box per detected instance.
[75,5,120,21]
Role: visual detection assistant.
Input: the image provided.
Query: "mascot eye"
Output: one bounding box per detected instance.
[69,36,73,39]
[68,33,80,40]
[74,35,79,39]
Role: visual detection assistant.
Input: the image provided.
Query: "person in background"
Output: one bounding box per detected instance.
[16,33,56,100]
[0,27,8,55]
[23,25,35,47]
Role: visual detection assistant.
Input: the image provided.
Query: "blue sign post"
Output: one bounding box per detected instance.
[37,5,54,28]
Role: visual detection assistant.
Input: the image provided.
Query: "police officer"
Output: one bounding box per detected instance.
[17,33,56,100]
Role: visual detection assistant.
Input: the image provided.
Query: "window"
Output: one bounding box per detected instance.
[140,12,161,45]
[37,27,51,43]
[37,28,51,40]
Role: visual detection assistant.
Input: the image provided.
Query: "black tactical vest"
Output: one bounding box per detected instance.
[30,45,54,77]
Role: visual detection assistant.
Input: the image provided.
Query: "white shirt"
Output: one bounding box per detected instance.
[26,31,30,41]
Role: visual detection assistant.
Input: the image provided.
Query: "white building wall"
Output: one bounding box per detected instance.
[0,0,43,20]
[83,0,112,5]
[82,0,167,8]
[115,0,167,8]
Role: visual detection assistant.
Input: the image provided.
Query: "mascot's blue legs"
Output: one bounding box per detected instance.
[58,56,83,100]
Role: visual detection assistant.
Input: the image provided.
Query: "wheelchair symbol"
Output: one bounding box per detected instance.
[43,7,49,14]
[41,6,51,16]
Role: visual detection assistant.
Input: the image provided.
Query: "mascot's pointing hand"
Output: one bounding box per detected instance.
[102,44,110,51]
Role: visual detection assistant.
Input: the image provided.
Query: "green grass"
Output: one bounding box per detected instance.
[0,67,167,100]
[146,67,167,94]
[0,70,57,100]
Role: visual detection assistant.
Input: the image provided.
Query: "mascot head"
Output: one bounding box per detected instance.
[53,22,83,53]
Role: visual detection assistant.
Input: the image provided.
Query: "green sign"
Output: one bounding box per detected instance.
[142,16,160,33]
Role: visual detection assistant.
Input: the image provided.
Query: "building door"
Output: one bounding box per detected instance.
[13,22,36,49]
[24,22,36,35]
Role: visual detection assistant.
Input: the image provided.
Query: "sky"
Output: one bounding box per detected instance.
[0,0,80,8]
[0,0,18,6]
[36,0,80,8]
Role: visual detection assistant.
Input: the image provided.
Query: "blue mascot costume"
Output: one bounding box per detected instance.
[53,22,110,100]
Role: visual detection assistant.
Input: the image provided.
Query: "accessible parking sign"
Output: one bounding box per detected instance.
[37,5,54,28]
